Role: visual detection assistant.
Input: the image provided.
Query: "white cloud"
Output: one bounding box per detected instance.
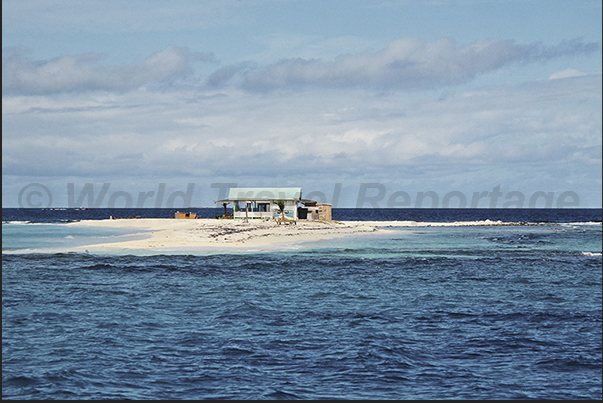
[549,68,588,80]
[225,37,599,92]
[3,74,600,191]
[2,35,601,206]
[2,46,213,95]
[4,37,598,96]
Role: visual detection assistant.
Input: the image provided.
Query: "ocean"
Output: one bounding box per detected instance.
[2,208,602,399]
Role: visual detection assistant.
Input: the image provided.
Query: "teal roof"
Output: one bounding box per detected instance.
[223,187,302,201]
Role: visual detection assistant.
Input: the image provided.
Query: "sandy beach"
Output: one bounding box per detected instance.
[65,218,526,253]
[66,218,381,252]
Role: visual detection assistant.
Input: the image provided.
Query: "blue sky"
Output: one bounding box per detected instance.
[2,0,602,208]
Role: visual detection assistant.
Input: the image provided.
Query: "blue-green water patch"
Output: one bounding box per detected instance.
[2,222,148,252]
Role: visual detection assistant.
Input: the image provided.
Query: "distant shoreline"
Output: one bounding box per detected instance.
[3,218,599,255]
[60,218,536,253]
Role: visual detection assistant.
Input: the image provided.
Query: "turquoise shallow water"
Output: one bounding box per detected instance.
[1,223,145,252]
[2,210,602,399]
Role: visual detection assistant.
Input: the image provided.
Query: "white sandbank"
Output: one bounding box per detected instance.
[63,218,526,253]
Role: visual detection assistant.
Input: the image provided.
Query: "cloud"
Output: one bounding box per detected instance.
[5,37,598,96]
[206,62,255,88]
[3,73,599,180]
[2,61,600,206]
[2,46,213,95]
[549,68,588,80]
[213,37,600,92]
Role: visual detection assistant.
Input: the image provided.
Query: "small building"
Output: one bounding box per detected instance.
[300,200,332,221]
[174,211,196,219]
[215,187,302,221]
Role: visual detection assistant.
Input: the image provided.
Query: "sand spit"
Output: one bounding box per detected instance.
[67,218,378,252]
[63,218,532,253]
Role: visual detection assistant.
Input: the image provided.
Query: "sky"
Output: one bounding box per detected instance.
[2,0,602,208]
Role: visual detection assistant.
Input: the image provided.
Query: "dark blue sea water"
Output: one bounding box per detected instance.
[2,208,602,399]
[2,207,602,223]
